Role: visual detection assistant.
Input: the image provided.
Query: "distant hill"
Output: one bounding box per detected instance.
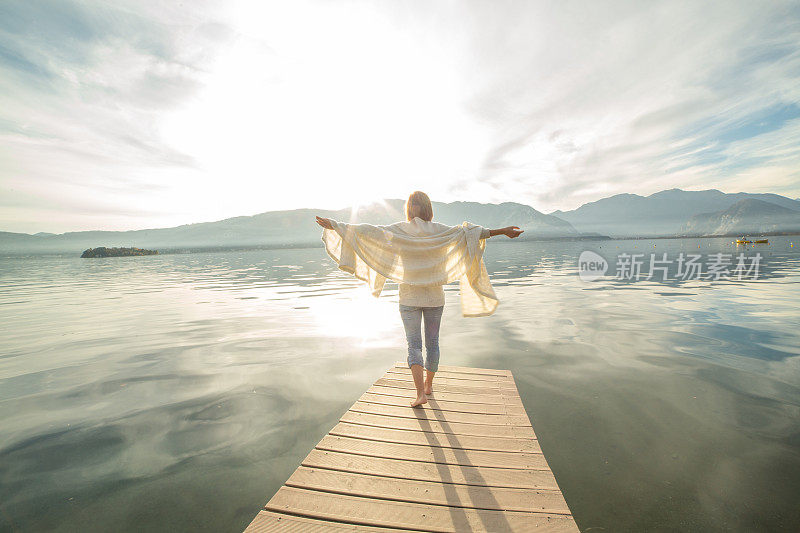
[680,199,800,236]
[7,189,799,255]
[551,188,800,237]
[80,247,158,258]
[0,199,581,255]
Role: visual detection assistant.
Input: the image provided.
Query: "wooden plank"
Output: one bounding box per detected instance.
[245,510,420,532]
[362,389,527,415]
[286,467,572,514]
[385,368,515,385]
[393,362,512,377]
[384,368,517,385]
[367,385,522,407]
[380,376,519,394]
[374,374,519,398]
[386,367,513,383]
[314,435,549,470]
[374,378,518,396]
[366,385,523,408]
[302,449,562,490]
[266,487,579,533]
[339,411,536,439]
[328,422,541,453]
[349,401,532,427]
[379,378,519,396]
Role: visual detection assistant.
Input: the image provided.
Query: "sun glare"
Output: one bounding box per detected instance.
[156,1,491,216]
[309,289,400,347]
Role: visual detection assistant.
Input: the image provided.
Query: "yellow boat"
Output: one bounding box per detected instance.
[736,239,752,244]
[754,239,769,244]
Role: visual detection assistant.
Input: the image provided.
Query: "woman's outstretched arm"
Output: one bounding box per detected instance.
[487,226,524,238]
[317,216,522,238]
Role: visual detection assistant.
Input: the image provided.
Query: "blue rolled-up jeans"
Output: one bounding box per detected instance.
[399,304,444,372]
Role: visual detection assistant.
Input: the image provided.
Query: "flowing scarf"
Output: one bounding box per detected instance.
[322,220,498,317]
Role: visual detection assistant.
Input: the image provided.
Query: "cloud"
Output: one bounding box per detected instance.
[457,1,800,210]
[0,0,231,231]
[0,0,799,233]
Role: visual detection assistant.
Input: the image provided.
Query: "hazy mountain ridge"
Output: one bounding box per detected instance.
[0,200,580,255]
[4,189,800,255]
[680,199,800,236]
[551,188,800,237]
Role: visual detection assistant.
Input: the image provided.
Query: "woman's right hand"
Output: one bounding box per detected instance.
[315,216,334,230]
[504,226,524,238]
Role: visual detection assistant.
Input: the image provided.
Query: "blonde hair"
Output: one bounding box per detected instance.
[405,191,433,221]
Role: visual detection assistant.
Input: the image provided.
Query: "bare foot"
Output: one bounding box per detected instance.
[424,384,433,395]
[410,393,427,408]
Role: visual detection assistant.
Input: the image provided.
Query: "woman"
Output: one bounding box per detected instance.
[316,191,523,407]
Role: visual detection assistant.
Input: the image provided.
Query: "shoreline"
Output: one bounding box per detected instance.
[2,233,798,258]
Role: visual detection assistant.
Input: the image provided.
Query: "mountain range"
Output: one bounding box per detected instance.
[550,188,800,237]
[2,190,799,255]
[0,199,580,255]
[680,198,800,236]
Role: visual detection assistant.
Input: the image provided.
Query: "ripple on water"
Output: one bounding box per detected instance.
[0,240,799,532]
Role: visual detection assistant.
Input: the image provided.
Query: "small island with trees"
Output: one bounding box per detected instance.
[80,247,158,258]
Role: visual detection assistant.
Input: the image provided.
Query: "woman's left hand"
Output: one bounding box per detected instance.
[504,226,524,238]
[315,216,334,229]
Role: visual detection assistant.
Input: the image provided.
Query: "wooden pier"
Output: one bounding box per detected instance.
[245,363,578,532]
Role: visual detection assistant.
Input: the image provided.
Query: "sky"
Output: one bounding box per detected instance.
[1,0,799,233]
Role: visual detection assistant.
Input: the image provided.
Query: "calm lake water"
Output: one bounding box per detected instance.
[1,236,799,532]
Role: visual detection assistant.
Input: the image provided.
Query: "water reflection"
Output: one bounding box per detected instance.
[0,236,799,531]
